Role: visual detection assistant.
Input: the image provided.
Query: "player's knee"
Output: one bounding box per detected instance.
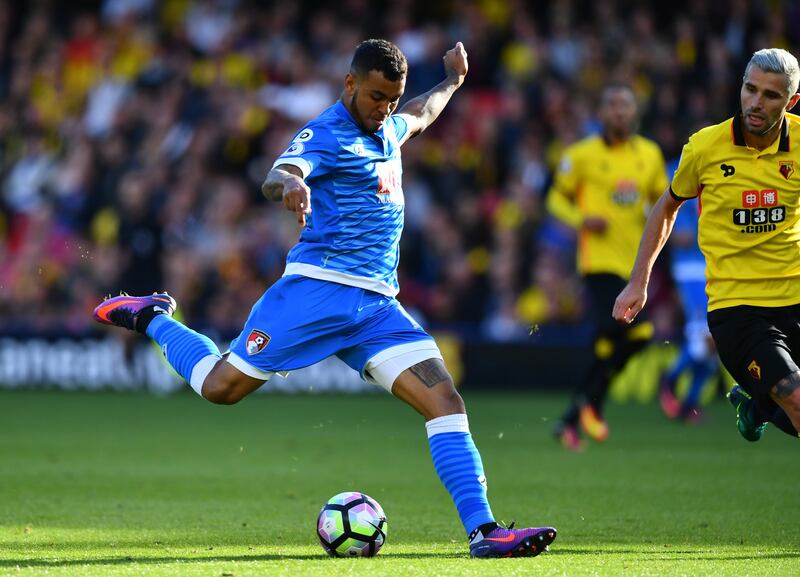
[433,376,465,414]
[774,373,800,417]
[781,387,800,417]
[202,378,246,405]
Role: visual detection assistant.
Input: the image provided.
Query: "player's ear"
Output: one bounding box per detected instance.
[788,92,800,111]
[344,72,357,95]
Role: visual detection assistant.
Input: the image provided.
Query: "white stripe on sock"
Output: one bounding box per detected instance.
[189,355,220,396]
[425,413,470,438]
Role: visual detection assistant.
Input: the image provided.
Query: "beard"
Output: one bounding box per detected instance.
[349,90,373,133]
[606,123,632,141]
[747,119,778,137]
[744,108,779,137]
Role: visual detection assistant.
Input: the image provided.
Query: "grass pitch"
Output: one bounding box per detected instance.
[0,389,797,577]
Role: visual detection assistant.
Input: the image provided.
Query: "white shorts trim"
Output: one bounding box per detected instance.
[226,352,276,381]
[282,263,399,297]
[364,341,443,392]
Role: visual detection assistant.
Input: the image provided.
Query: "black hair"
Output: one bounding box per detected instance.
[350,39,408,82]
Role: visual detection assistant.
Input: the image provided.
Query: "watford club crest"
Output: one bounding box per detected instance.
[747,359,762,381]
[246,329,271,355]
[779,160,794,180]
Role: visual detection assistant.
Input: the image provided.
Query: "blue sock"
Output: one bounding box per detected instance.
[146,315,221,395]
[666,346,692,384]
[426,414,494,536]
[683,358,715,409]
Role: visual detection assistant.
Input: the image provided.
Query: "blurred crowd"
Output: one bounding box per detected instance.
[1,0,799,340]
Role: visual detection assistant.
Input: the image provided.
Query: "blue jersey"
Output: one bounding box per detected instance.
[272,101,411,297]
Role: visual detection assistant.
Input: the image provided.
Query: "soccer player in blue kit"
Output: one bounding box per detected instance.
[94,39,556,558]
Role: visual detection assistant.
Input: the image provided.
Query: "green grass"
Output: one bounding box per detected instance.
[0,389,797,577]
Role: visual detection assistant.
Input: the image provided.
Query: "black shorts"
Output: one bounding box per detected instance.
[708,304,800,411]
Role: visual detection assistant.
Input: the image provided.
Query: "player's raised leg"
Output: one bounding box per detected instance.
[728,384,773,441]
[717,317,800,440]
[769,372,800,437]
[385,357,556,558]
[94,293,265,402]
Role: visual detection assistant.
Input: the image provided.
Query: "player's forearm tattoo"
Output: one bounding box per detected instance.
[262,181,284,201]
[772,371,800,398]
[409,359,450,388]
[262,166,302,201]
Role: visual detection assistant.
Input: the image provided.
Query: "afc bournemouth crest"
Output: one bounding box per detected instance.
[779,160,794,180]
[747,359,761,381]
[246,329,271,355]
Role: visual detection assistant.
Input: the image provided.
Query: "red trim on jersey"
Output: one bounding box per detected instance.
[697,184,704,215]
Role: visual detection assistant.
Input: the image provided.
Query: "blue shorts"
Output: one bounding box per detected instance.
[676,279,711,360]
[676,279,708,324]
[227,275,440,389]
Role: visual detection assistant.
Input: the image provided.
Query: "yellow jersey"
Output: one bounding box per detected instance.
[671,113,800,311]
[547,135,668,278]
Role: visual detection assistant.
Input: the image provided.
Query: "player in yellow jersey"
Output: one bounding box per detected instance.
[614,48,800,442]
[547,83,668,450]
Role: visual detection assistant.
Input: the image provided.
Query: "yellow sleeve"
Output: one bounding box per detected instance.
[670,139,700,199]
[546,148,583,229]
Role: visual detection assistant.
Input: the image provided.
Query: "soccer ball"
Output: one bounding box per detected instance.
[316,491,387,557]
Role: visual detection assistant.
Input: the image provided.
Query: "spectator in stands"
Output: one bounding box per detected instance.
[0,0,796,349]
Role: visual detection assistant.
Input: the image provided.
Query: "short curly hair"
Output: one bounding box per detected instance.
[350,39,408,82]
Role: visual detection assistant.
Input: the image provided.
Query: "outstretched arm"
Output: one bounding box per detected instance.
[262,164,312,227]
[398,42,468,140]
[612,189,685,323]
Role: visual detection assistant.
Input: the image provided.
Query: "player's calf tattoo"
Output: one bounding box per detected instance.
[409,359,449,388]
[772,371,800,398]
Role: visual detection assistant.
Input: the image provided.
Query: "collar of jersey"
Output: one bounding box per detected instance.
[600,133,637,149]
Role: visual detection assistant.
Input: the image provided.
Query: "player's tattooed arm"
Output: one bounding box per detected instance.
[262,164,305,201]
[772,371,800,398]
[398,42,468,139]
[262,164,312,226]
[409,359,450,388]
